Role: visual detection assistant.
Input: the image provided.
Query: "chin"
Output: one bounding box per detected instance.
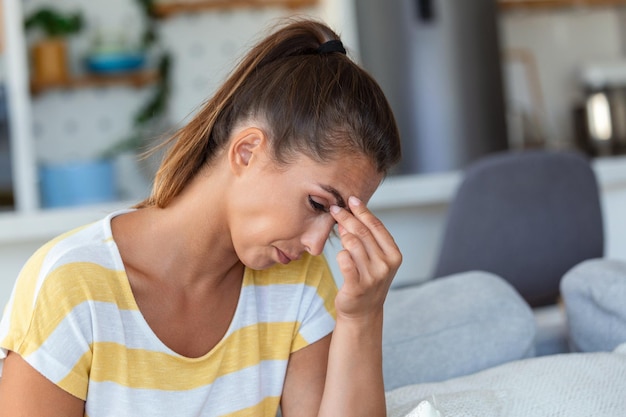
[240,256,277,271]
[252,262,278,271]
[235,246,281,271]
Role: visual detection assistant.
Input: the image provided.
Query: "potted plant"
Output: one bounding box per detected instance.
[26,2,171,207]
[26,9,119,208]
[25,8,83,88]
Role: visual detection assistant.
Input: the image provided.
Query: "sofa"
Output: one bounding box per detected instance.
[381,258,626,416]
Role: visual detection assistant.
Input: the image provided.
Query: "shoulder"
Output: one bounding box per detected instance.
[19,216,119,296]
[22,209,132,286]
[40,210,131,272]
[4,210,130,334]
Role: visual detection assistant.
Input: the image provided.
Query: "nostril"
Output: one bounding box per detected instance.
[302,241,324,256]
[302,221,335,256]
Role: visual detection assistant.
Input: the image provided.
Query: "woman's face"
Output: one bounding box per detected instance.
[228,147,382,270]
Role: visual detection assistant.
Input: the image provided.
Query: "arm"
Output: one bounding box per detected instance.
[319,196,401,417]
[0,351,85,416]
[282,196,401,417]
[281,334,331,416]
[319,310,386,417]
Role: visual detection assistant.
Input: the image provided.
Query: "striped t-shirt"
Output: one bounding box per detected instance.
[0,210,338,417]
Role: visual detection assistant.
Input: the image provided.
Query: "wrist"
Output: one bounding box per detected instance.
[335,308,384,331]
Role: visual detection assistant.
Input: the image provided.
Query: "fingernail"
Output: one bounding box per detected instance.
[349,196,361,206]
[330,205,341,214]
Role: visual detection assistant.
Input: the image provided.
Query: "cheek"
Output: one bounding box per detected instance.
[256,209,307,237]
[231,204,305,244]
[229,177,310,244]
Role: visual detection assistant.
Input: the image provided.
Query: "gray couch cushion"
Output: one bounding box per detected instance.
[561,258,626,353]
[383,271,535,391]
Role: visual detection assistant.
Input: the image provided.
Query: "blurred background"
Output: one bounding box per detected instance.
[3,0,626,211]
[3,0,626,306]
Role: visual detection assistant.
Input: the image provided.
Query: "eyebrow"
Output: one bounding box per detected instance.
[321,185,347,209]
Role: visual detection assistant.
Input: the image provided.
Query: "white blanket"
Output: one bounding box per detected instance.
[386,343,626,417]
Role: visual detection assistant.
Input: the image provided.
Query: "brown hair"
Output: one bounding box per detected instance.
[138,18,401,208]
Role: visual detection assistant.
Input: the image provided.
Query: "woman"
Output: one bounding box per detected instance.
[0,19,402,416]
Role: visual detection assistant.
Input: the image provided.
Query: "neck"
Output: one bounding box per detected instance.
[113,163,240,289]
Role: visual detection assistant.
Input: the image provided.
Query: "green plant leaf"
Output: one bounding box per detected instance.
[24,8,83,37]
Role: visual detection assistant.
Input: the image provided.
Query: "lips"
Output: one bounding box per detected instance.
[276,248,292,265]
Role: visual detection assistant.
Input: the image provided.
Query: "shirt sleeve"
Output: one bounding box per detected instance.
[0,243,93,400]
[290,254,338,352]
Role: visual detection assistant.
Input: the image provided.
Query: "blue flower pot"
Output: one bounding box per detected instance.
[40,159,116,208]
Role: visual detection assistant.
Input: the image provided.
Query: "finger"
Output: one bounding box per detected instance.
[338,221,401,289]
[345,196,401,257]
[337,226,375,277]
[331,198,400,261]
[336,249,360,285]
[331,201,403,278]
[342,198,402,276]
[330,203,378,254]
[333,207,383,265]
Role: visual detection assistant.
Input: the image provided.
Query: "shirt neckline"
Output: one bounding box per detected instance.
[101,209,248,361]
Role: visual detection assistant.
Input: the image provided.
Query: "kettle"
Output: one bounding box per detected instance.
[578,62,626,156]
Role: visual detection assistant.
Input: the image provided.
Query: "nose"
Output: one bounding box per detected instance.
[301,215,336,256]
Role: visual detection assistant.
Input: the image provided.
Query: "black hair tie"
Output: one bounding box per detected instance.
[317,39,346,55]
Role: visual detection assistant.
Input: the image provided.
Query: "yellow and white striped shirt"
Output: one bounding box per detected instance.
[0,210,337,417]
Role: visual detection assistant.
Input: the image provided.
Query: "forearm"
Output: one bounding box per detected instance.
[318,311,386,417]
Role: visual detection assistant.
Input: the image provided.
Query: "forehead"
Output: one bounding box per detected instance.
[287,153,382,203]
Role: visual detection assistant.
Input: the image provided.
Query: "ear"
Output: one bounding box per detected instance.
[228,127,267,175]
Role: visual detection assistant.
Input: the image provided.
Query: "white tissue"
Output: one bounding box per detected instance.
[406,396,443,417]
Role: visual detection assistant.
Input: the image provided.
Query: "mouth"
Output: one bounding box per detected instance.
[276,248,292,265]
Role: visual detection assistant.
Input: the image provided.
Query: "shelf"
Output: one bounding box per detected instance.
[499,0,626,11]
[151,0,318,18]
[30,69,160,95]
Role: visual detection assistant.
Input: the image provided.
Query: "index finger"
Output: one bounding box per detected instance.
[331,196,400,256]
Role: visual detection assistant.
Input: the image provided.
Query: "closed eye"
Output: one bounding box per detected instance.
[308,195,329,213]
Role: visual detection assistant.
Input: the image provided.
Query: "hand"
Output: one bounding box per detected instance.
[329,196,402,320]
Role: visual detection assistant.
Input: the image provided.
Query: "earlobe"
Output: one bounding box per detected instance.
[228,128,266,174]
